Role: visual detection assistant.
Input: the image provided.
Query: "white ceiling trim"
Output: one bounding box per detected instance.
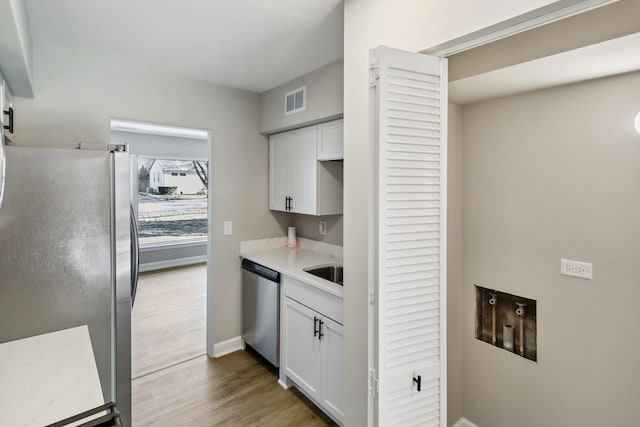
[424,0,617,57]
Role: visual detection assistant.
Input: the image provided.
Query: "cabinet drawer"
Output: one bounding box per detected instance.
[283,275,343,325]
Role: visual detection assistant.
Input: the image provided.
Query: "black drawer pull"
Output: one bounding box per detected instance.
[413,375,421,392]
[318,319,324,340]
[313,316,318,337]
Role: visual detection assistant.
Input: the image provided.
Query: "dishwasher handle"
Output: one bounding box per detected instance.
[241,258,280,283]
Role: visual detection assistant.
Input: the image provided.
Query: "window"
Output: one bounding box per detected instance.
[136,158,208,246]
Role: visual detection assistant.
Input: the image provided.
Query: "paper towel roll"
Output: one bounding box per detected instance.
[287,227,297,248]
[503,324,514,352]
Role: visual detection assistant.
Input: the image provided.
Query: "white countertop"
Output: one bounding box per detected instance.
[0,326,105,427]
[240,237,344,297]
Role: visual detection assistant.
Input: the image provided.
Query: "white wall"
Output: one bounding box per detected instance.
[343,0,563,425]
[13,42,291,352]
[461,71,640,427]
[260,59,343,134]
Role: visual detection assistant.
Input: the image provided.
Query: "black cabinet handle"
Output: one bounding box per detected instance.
[3,107,13,134]
[285,196,292,211]
[318,319,324,340]
[413,375,421,392]
[289,196,293,210]
[313,316,318,337]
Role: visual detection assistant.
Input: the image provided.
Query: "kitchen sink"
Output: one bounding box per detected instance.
[304,264,343,286]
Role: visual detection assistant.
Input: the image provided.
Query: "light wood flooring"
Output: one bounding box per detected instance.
[131,264,337,427]
[132,264,207,379]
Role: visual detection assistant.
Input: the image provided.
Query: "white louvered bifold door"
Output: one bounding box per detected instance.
[370,46,447,427]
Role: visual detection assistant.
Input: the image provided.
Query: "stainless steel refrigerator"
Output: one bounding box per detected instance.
[0,145,137,425]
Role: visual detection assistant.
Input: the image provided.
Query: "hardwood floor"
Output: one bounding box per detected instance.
[132,350,337,426]
[132,264,207,379]
[131,264,337,426]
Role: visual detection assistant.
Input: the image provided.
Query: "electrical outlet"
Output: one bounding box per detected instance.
[560,258,592,280]
[223,221,232,236]
[319,221,327,235]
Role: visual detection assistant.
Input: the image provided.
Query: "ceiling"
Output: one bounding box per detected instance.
[25,0,344,93]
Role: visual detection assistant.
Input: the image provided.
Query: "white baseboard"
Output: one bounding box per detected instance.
[278,379,291,390]
[212,336,243,358]
[453,417,479,427]
[139,255,207,272]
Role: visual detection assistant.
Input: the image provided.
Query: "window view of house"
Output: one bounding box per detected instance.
[137,158,208,246]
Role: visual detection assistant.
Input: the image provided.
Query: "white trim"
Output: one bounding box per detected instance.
[452,417,479,427]
[212,336,243,358]
[139,255,207,272]
[440,57,449,427]
[140,240,207,252]
[424,0,617,57]
[278,379,292,390]
[111,119,209,140]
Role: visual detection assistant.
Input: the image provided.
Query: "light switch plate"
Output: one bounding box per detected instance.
[560,258,592,280]
[223,221,232,235]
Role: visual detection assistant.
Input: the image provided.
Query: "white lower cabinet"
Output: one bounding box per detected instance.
[283,298,320,396]
[318,315,344,421]
[283,296,344,424]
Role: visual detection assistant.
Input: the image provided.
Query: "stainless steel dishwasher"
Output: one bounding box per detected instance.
[241,258,280,367]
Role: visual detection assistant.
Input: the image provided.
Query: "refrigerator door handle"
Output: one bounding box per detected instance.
[129,204,140,307]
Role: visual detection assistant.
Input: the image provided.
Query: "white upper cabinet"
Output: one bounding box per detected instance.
[289,126,318,214]
[1,75,14,143]
[269,131,291,212]
[269,122,343,216]
[317,119,343,160]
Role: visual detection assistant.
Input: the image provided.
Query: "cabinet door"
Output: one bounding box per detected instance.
[320,316,344,423]
[284,297,320,399]
[289,126,317,215]
[269,132,291,212]
[317,119,344,160]
[0,77,7,127]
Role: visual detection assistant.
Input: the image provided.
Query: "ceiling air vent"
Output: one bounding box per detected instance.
[285,86,306,115]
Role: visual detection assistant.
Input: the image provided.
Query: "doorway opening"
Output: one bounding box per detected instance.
[109,118,210,380]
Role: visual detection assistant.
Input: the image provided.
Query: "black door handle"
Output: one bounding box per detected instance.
[3,107,13,134]
[313,316,318,337]
[413,375,421,392]
[318,319,324,340]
